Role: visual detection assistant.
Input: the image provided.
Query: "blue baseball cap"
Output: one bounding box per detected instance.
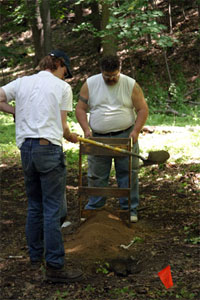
[49,50,72,78]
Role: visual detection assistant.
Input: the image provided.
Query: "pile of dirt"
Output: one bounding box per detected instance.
[64,210,135,267]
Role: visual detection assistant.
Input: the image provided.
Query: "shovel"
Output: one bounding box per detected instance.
[78,136,170,166]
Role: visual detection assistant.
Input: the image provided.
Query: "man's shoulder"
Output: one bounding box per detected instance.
[120,73,136,86]
[39,71,71,87]
[16,72,42,83]
[87,73,101,81]
[120,73,135,80]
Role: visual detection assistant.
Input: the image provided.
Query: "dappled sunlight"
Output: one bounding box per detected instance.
[63,140,80,151]
[62,125,200,163]
[139,126,200,164]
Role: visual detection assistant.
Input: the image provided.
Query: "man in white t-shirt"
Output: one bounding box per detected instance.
[0,50,83,283]
[76,55,148,222]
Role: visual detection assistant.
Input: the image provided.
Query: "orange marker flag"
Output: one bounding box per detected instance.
[158,265,173,289]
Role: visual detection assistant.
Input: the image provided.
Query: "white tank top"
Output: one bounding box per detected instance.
[87,73,136,133]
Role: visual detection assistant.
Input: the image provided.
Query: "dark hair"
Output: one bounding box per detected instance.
[39,55,65,71]
[100,55,121,72]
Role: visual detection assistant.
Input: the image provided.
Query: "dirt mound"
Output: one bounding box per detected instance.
[64,210,135,267]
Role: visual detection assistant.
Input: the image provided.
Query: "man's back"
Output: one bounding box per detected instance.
[2,71,72,147]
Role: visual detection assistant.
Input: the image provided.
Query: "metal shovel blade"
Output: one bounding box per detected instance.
[142,150,170,166]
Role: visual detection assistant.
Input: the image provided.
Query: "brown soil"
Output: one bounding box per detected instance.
[0,159,199,300]
[64,210,141,271]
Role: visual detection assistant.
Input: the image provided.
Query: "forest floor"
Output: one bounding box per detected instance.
[0,3,200,300]
[1,128,199,300]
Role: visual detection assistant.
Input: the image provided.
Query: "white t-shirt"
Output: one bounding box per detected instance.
[2,71,72,148]
[87,73,136,133]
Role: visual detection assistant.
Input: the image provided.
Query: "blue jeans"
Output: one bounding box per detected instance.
[85,127,139,216]
[20,138,67,268]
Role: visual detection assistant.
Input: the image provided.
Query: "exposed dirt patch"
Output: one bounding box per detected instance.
[0,160,199,300]
[64,210,154,273]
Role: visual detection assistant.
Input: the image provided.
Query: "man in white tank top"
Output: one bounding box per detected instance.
[76,55,148,222]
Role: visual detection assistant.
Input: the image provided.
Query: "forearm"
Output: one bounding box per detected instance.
[131,82,149,142]
[61,110,73,141]
[130,108,148,143]
[0,88,15,115]
[76,108,91,135]
[63,123,79,143]
[133,108,148,134]
[63,123,71,140]
[0,101,15,115]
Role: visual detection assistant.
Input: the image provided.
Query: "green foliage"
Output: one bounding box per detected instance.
[109,286,137,297]
[0,0,34,69]
[184,224,200,245]
[146,110,199,126]
[0,1,25,32]
[50,0,71,20]
[175,288,195,299]
[137,68,200,125]
[73,22,98,34]
[132,236,143,243]
[64,148,80,169]
[96,261,110,274]
[0,42,33,69]
[74,0,176,51]
[185,236,200,245]
[54,290,69,300]
[0,113,20,163]
[84,284,96,293]
[11,1,27,27]
[0,43,15,67]
[1,0,71,31]
[148,285,196,299]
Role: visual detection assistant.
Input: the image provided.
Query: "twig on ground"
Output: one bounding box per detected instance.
[184,87,200,97]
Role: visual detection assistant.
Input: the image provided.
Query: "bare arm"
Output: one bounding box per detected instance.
[130,82,149,143]
[75,82,92,138]
[61,110,78,143]
[0,88,15,116]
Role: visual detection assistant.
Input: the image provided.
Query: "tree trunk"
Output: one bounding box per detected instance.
[91,1,101,52]
[26,0,44,65]
[40,0,51,55]
[168,0,173,34]
[101,2,117,56]
[74,3,83,25]
[164,50,172,83]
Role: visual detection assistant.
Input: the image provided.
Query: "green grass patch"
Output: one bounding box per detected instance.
[139,125,200,165]
[0,113,20,164]
[1,108,200,168]
[146,110,199,127]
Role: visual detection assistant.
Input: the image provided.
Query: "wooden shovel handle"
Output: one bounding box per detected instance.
[77,136,144,160]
